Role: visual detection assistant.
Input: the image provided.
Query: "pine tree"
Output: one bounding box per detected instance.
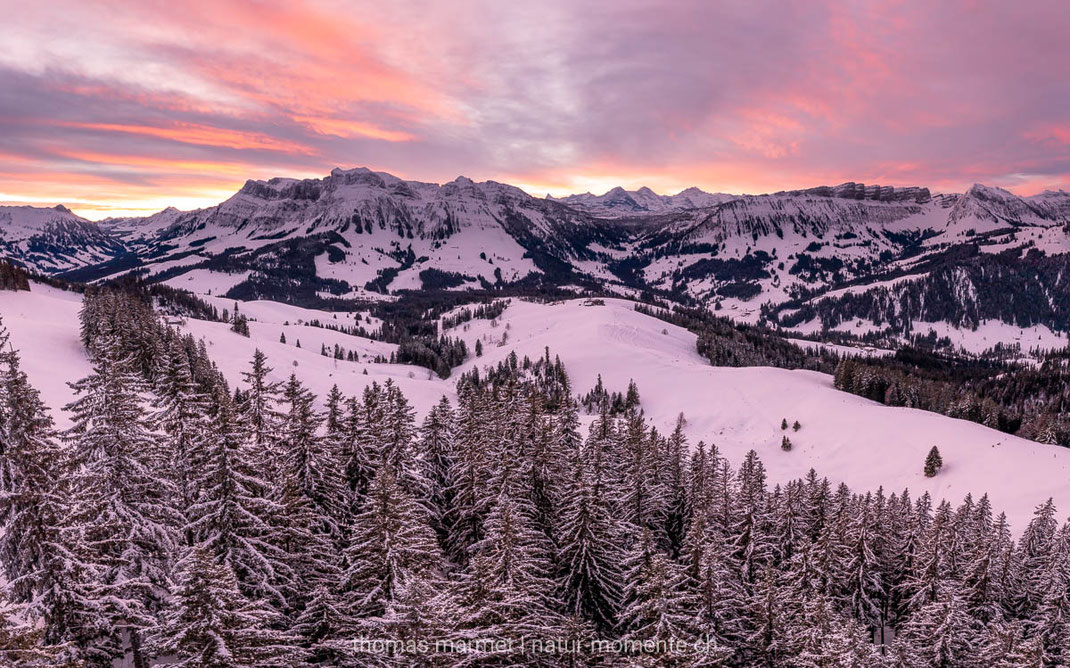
[691,530,746,653]
[781,435,792,451]
[344,464,442,620]
[150,544,299,667]
[924,445,943,477]
[153,339,210,545]
[186,388,293,610]
[0,338,86,658]
[238,349,284,472]
[376,574,456,661]
[0,342,66,602]
[292,585,351,665]
[896,590,976,667]
[557,427,624,636]
[445,389,495,565]
[615,410,666,539]
[278,374,346,541]
[733,450,773,586]
[0,594,76,667]
[453,487,564,655]
[617,528,699,653]
[842,499,885,638]
[662,413,689,559]
[417,396,456,550]
[341,393,377,506]
[61,338,181,664]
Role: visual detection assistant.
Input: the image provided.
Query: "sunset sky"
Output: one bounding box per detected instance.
[2,0,1069,219]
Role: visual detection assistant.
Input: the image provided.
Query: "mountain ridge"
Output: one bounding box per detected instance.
[5,167,1070,345]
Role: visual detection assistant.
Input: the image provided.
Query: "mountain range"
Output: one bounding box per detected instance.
[4,167,1070,345]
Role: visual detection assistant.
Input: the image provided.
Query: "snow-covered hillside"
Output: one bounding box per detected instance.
[3,284,1068,531]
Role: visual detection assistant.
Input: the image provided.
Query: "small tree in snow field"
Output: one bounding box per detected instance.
[924,446,943,477]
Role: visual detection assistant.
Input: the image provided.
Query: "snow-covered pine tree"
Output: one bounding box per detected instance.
[556,425,624,636]
[617,527,699,655]
[61,335,181,665]
[732,450,774,587]
[186,387,293,611]
[662,413,689,559]
[416,396,457,550]
[0,593,76,667]
[341,393,378,506]
[0,337,89,656]
[895,588,977,667]
[840,495,887,644]
[1016,497,1059,617]
[690,529,746,655]
[343,463,442,621]
[445,388,495,565]
[453,485,565,658]
[380,379,419,477]
[615,409,667,541]
[153,337,211,545]
[743,567,790,666]
[150,544,299,667]
[1029,518,1070,664]
[278,374,346,541]
[0,338,65,602]
[291,584,352,665]
[376,573,456,662]
[238,349,284,474]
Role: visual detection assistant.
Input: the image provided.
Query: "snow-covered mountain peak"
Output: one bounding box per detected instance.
[0,205,125,272]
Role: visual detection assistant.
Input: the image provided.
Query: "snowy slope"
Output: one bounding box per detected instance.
[445,298,1070,530]
[4,285,1068,531]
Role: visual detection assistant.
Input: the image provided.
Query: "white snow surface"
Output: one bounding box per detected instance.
[3,287,1070,531]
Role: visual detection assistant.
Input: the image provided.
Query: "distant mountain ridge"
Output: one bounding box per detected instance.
[4,168,1070,341]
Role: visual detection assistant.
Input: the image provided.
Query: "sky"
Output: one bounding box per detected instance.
[1,0,1068,219]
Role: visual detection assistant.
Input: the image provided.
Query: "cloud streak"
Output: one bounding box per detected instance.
[0,0,1068,217]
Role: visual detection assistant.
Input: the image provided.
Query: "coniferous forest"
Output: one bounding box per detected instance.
[3,290,1070,666]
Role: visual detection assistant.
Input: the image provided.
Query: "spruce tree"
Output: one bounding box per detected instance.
[662,413,689,559]
[453,487,564,654]
[557,428,623,636]
[0,339,88,656]
[151,544,299,667]
[924,445,943,477]
[153,339,210,545]
[186,388,293,610]
[617,528,699,652]
[344,464,442,620]
[238,349,284,471]
[445,389,495,565]
[62,338,180,664]
[417,396,457,550]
